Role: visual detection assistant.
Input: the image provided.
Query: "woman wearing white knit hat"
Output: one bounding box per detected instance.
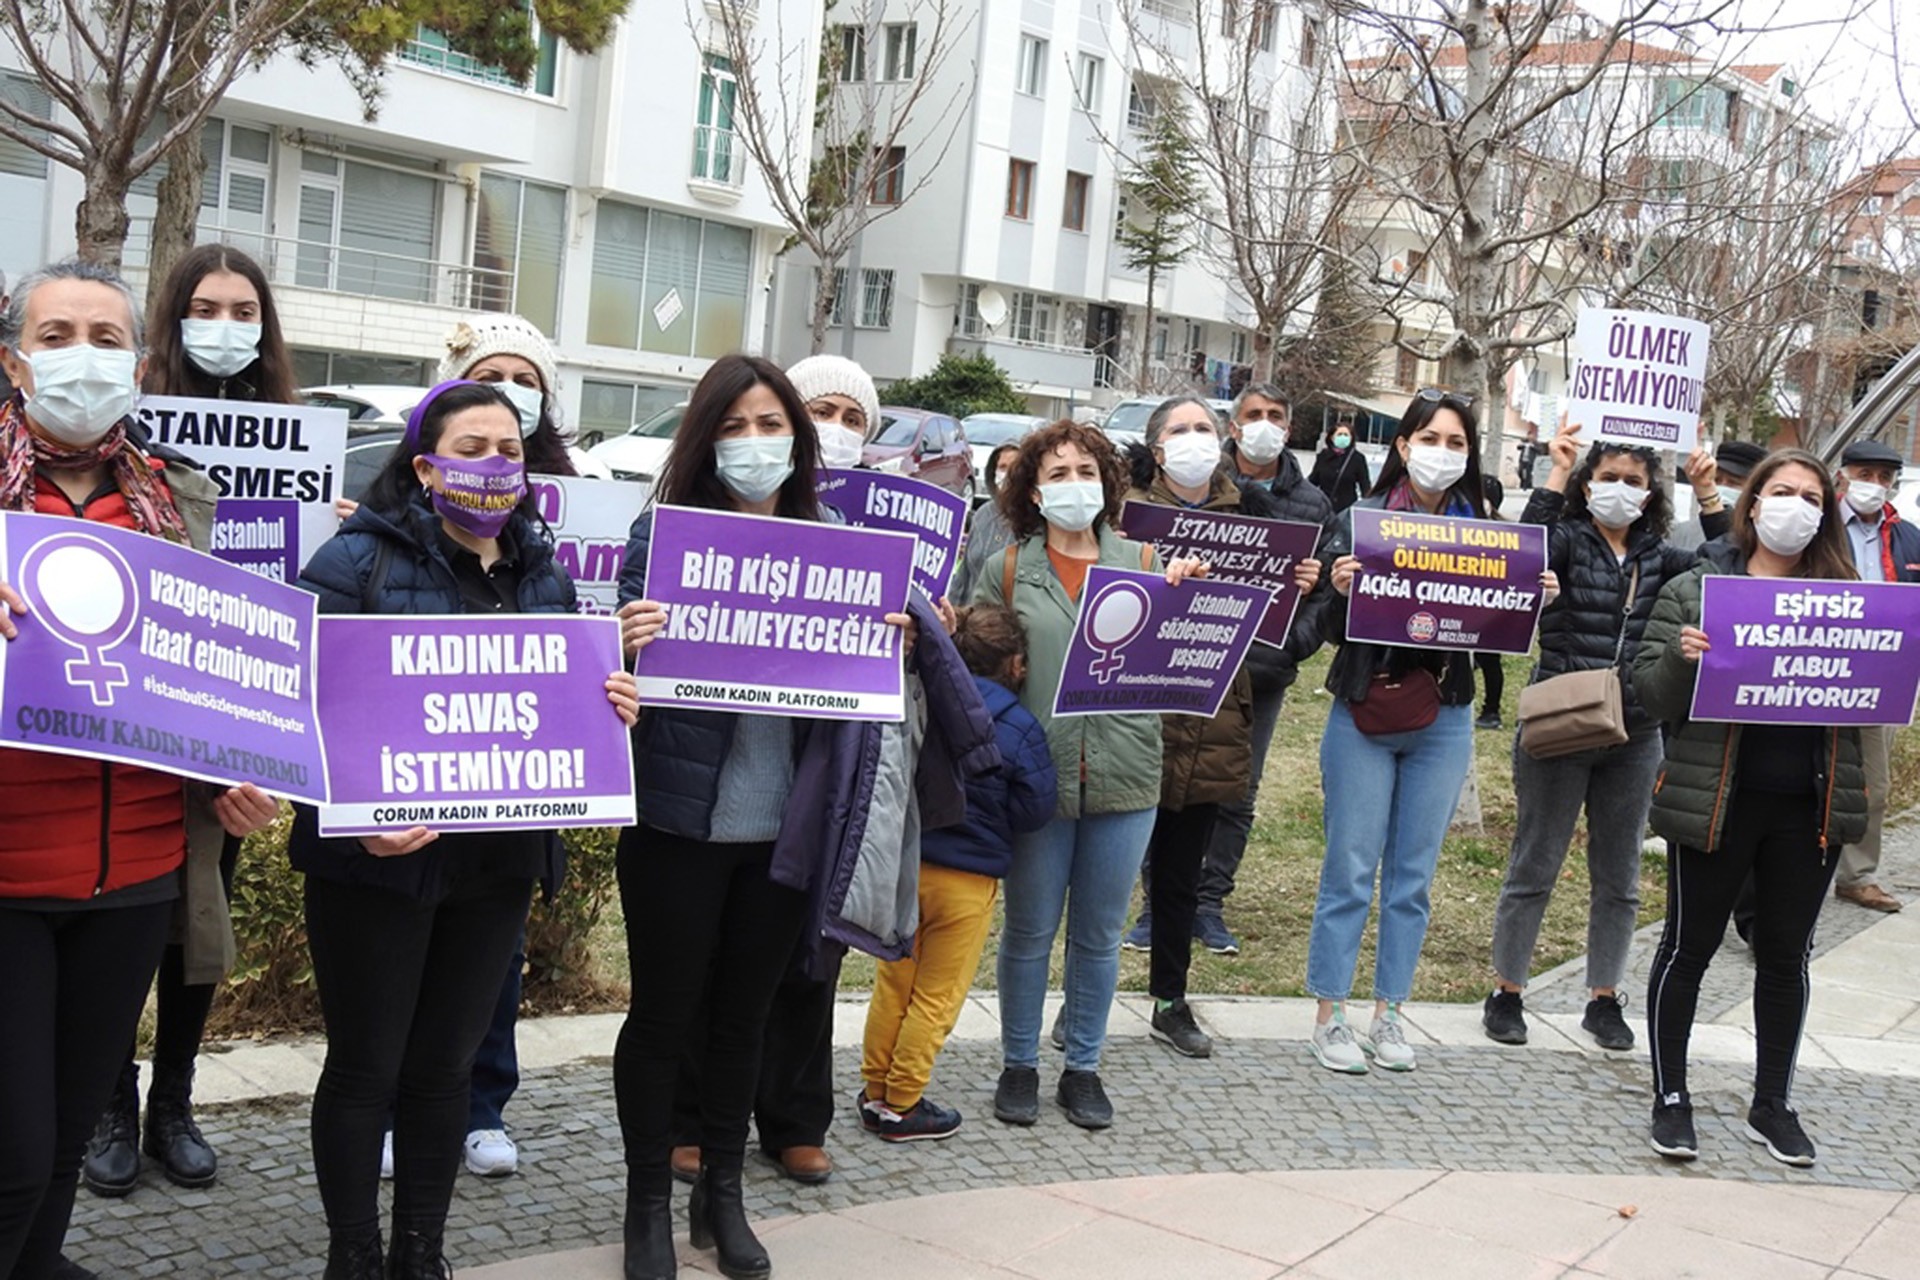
[438,313,612,479]
[787,353,881,471]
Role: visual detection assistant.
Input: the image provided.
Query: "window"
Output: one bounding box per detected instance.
[825,267,895,328]
[1300,14,1321,66]
[1009,290,1056,345]
[473,173,566,333]
[1017,35,1048,96]
[1183,319,1205,358]
[587,199,753,356]
[1006,159,1035,219]
[1396,348,1419,389]
[1063,171,1090,231]
[1152,316,1171,364]
[958,282,985,336]
[1230,331,1251,366]
[293,151,439,303]
[1141,0,1189,22]
[871,146,906,204]
[693,54,742,186]
[403,4,559,96]
[1658,159,1690,200]
[1405,248,1428,285]
[1219,0,1237,37]
[1127,79,1160,131]
[883,23,918,80]
[1074,54,1103,112]
[0,73,50,180]
[1250,0,1275,51]
[1657,79,1727,133]
[836,25,867,82]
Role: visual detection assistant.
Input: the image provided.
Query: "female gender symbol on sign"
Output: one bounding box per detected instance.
[18,532,140,706]
[1081,579,1152,683]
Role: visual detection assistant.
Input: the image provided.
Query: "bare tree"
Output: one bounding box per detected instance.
[704,0,971,355]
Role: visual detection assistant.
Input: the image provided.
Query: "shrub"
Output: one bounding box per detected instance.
[883,352,1029,418]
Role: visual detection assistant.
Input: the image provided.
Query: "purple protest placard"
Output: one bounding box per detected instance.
[210,498,299,583]
[0,511,327,802]
[817,468,968,600]
[1690,577,1920,726]
[1118,501,1320,648]
[1346,507,1547,655]
[1052,566,1269,718]
[315,614,635,835]
[636,505,914,720]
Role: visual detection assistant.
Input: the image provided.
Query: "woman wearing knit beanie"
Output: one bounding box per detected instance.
[787,354,881,471]
[437,313,611,479]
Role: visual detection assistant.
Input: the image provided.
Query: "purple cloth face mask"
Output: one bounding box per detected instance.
[421,452,526,539]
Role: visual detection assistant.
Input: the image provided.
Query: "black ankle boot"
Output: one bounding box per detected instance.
[145,1062,217,1187]
[324,1229,384,1280]
[81,1061,141,1197]
[386,1229,452,1280]
[688,1161,769,1280]
[623,1186,676,1280]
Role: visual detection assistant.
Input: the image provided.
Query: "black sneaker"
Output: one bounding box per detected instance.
[1482,989,1528,1045]
[1582,994,1635,1051]
[1746,1097,1816,1167]
[1650,1093,1698,1161]
[993,1067,1040,1126]
[876,1098,963,1143]
[1475,711,1503,730]
[1149,999,1213,1058]
[853,1089,881,1134]
[1056,1070,1113,1130]
[1049,1008,1066,1051]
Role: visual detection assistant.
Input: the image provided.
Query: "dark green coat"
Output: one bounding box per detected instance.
[1629,541,1868,854]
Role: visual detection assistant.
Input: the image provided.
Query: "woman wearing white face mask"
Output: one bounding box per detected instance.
[1483,422,1723,1055]
[437,314,610,479]
[787,353,880,474]
[1311,390,1558,1075]
[0,260,278,1278]
[1631,449,1866,1169]
[971,421,1205,1128]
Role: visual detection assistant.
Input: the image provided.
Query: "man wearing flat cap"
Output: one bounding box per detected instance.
[1830,438,1919,912]
[1670,440,1768,552]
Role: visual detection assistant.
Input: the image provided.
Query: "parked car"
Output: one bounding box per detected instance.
[342,429,404,504]
[588,402,687,484]
[866,408,974,500]
[1098,395,1236,452]
[302,384,424,434]
[960,413,1046,500]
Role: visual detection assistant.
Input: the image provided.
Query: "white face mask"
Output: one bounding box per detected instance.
[1753,495,1824,557]
[23,345,139,448]
[1405,443,1468,494]
[1844,480,1889,518]
[1716,484,1745,510]
[1237,419,1284,465]
[1037,480,1105,532]
[1587,480,1650,530]
[180,318,262,379]
[714,435,795,504]
[1161,431,1222,489]
[815,420,865,470]
[495,381,545,438]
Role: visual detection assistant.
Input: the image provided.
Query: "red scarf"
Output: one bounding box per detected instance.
[0,395,187,539]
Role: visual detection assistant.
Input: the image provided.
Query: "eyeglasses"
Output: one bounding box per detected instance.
[1415,387,1478,408]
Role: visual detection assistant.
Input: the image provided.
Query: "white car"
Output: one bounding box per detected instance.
[960,413,1046,498]
[301,384,425,433]
[589,403,686,484]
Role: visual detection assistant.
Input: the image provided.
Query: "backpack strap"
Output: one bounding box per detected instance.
[361,538,395,614]
[1001,545,1017,604]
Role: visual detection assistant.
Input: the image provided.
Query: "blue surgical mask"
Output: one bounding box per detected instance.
[1716,484,1744,510]
[180,318,262,379]
[24,345,139,447]
[495,381,545,437]
[816,420,865,470]
[1037,480,1105,532]
[715,435,795,504]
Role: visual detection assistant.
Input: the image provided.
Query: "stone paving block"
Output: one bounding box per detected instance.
[841,1185,1102,1265]
[1000,1210,1283,1280]
[1573,1217,1830,1280]
[1383,1172,1634,1267]
[1295,1210,1561,1280]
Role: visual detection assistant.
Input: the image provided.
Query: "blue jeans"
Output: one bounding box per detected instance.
[998,808,1157,1073]
[1307,700,1473,1004]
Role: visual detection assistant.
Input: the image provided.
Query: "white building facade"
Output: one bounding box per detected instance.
[0,2,821,443]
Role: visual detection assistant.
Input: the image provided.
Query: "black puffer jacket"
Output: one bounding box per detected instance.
[1520,487,1727,729]
[1308,444,1369,512]
[1319,496,1477,706]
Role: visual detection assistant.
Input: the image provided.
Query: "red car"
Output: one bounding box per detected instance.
[862,407,975,502]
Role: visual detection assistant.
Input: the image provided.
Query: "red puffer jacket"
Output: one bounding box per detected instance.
[0,471,187,900]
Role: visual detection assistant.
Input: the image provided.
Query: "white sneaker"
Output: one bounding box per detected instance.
[379,1131,394,1181]
[1360,1006,1417,1072]
[1310,1013,1370,1074]
[464,1129,518,1177]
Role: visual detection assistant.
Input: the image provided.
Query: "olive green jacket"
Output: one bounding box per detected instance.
[974,526,1165,818]
[1630,543,1868,854]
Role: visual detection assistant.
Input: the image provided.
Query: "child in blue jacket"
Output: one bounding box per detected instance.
[858,604,1057,1141]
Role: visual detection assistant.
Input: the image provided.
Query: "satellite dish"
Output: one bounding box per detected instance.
[976,286,1008,329]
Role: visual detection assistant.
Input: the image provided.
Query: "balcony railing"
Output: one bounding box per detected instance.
[126,219,513,311]
[691,124,746,187]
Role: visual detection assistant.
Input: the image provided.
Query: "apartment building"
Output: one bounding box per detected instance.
[0,2,820,442]
[765,0,1328,415]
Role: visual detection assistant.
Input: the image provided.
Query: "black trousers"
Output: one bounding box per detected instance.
[305,873,532,1241]
[1147,803,1220,1001]
[122,833,243,1083]
[1646,791,1837,1104]
[1474,653,1504,718]
[0,900,172,1279]
[613,827,808,1197]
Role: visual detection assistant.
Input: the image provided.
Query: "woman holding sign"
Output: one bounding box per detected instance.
[972,420,1206,1129]
[0,259,279,1280]
[290,380,639,1280]
[1631,449,1866,1168]
[1313,390,1551,1074]
[1484,424,1724,1053]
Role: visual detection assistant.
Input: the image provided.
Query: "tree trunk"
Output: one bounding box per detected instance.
[1251,324,1275,383]
[147,106,210,312]
[75,163,136,272]
[808,255,840,356]
[1138,259,1159,394]
[1451,0,1504,471]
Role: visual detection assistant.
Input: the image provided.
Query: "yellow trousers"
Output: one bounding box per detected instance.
[860,864,999,1111]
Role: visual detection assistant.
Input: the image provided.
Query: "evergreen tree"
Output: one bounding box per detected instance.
[1115,97,1202,391]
